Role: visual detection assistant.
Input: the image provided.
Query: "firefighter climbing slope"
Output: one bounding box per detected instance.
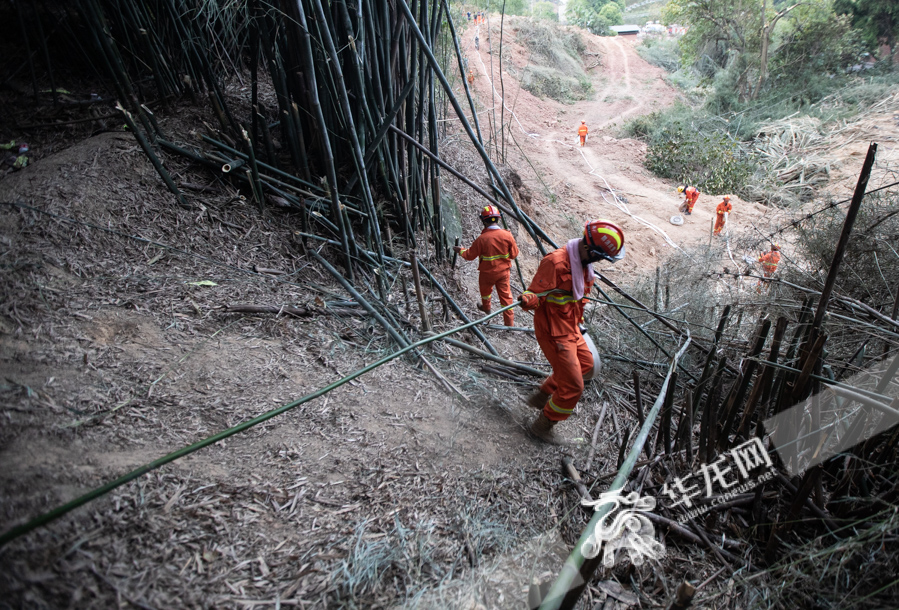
[714,195,732,236]
[454,206,520,327]
[578,121,588,147]
[520,220,626,443]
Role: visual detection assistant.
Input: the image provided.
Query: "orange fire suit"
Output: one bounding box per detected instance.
[680,186,699,214]
[578,124,588,146]
[459,226,519,326]
[758,250,780,277]
[714,200,732,235]
[520,248,594,422]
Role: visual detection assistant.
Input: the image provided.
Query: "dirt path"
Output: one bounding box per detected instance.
[466,26,772,275]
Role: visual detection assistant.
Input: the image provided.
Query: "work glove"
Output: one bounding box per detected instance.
[519,292,539,311]
[453,245,463,254]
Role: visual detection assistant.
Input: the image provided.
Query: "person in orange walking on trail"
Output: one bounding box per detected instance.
[468,69,475,85]
[578,121,589,146]
[454,205,519,327]
[714,195,732,236]
[677,185,700,215]
[520,220,626,443]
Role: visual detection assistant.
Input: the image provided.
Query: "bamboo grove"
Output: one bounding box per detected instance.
[11,0,550,291]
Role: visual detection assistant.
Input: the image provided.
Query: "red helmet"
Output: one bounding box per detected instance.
[584,219,625,262]
[480,205,501,221]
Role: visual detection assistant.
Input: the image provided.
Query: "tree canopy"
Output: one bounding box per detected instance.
[566,0,623,35]
[664,0,866,102]
[833,0,898,54]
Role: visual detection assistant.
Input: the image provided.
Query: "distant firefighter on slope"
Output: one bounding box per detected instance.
[677,185,700,215]
[714,195,732,236]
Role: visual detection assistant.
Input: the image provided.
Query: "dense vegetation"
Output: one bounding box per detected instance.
[627,0,898,203]
[566,0,625,35]
[512,19,593,103]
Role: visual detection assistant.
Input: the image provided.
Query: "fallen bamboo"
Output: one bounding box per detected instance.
[0,301,519,547]
[116,103,189,208]
[441,336,547,377]
[637,511,742,560]
[221,303,365,318]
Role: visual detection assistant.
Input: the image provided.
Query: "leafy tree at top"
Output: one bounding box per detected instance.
[532,1,559,21]
[664,0,855,101]
[566,0,622,35]
[833,0,898,55]
[599,3,623,25]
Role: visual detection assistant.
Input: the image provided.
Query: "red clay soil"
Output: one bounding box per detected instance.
[460,19,772,280]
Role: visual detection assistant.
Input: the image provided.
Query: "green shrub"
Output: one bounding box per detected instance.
[644,123,756,196]
[521,65,593,103]
[637,37,680,72]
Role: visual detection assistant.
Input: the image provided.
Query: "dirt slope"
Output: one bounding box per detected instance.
[465,22,771,277]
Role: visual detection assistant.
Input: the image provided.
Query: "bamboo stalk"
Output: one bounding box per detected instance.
[409,250,432,332]
[291,0,354,281]
[116,103,189,208]
[661,372,677,455]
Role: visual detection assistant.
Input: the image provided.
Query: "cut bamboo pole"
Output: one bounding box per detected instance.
[584,401,610,472]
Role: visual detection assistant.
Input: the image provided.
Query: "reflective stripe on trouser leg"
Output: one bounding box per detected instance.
[478,271,502,314]
[535,333,593,422]
[493,272,515,326]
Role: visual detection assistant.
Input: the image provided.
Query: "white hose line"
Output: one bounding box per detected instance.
[468,28,695,258]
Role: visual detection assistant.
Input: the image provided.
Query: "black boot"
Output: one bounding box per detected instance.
[529,413,562,444]
[526,388,550,410]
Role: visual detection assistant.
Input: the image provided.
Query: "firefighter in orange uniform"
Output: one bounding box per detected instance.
[454,205,520,327]
[714,195,732,235]
[756,243,781,291]
[468,69,475,85]
[520,220,625,443]
[758,243,781,277]
[578,121,589,146]
[677,185,700,215]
